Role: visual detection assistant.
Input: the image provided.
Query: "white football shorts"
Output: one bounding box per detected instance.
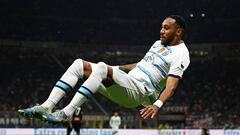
[98,68,157,108]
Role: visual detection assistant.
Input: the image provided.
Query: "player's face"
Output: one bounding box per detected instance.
[160,17,179,45]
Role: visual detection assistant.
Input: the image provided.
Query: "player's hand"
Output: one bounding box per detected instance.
[139,105,159,119]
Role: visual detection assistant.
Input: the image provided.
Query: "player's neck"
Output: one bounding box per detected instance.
[170,38,182,46]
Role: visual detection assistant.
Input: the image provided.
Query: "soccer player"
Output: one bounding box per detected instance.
[109,112,121,135]
[66,108,82,135]
[18,15,190,123]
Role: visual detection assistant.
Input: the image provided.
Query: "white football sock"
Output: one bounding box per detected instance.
[41,59,84,110]
[41,87,65,111]
[63,92,87,116]
[63,62,108,116]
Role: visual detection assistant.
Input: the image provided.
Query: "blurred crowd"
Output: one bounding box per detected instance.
[0,45,239,128]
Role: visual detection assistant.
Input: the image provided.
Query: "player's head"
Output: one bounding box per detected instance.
[114,112,118,116]
[160,15,186,45]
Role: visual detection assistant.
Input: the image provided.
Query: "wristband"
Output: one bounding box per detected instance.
[153,100,163,108]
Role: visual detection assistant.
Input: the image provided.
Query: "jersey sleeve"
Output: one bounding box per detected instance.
[168,51,190,78]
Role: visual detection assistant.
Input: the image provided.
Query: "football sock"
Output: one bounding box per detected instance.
[41,59,84,110]
[63,62,108,116]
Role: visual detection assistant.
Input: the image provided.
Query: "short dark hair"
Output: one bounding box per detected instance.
[168,15,186,30]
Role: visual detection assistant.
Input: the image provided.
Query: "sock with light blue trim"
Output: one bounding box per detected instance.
[41,59,84,110]
[63,62,108,116]
[41,80,73,111]
[62,87,90,116]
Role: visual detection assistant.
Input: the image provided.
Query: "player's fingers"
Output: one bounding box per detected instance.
[139,109,145,114]
[143,111,153,119]
[139,106,150,114]
[141,108,153,119]
[151,111,157,119]
[149,105,159,118]
[141,110,149,118]
[141,107,151,116]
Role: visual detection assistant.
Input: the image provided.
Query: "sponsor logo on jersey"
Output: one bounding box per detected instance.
[162,51,169,56]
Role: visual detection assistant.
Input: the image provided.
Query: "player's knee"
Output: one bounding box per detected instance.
[69,58,84,76]
[71,58,83,70]
[72,58,83,66]
[92,62,108,79]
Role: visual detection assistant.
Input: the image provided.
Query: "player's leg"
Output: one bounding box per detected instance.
[66,124,73,135]
[42,62,156,123]
[41,59,93,110]
[18,58,94,118]
[99,68,156,108]
[42,62,112,123]
[73,125,80,135]
[62,62,112,116]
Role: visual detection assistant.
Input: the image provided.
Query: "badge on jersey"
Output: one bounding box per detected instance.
[158,48,165,53]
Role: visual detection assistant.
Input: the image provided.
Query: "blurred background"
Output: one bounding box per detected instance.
[0,0,240,130]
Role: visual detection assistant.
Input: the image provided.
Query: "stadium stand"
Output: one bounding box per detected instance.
[0,44,239,128]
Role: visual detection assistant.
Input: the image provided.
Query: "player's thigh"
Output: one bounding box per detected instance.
[98,69,148,108]
[112,69,146,92]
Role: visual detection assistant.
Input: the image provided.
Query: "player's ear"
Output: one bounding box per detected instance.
[176,27,183,37]
[176,28,181,36]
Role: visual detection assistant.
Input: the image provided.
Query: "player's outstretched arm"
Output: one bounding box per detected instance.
[139,76,179,119]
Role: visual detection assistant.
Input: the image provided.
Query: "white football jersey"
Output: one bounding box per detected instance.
[128,40,190,93]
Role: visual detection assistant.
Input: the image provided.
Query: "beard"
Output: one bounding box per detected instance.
[161,36,174,46]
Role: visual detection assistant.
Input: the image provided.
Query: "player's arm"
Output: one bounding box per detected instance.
[118,63,137,73]
[139,76,179,119]
[158,76,179,103]
[103,63,137,87]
